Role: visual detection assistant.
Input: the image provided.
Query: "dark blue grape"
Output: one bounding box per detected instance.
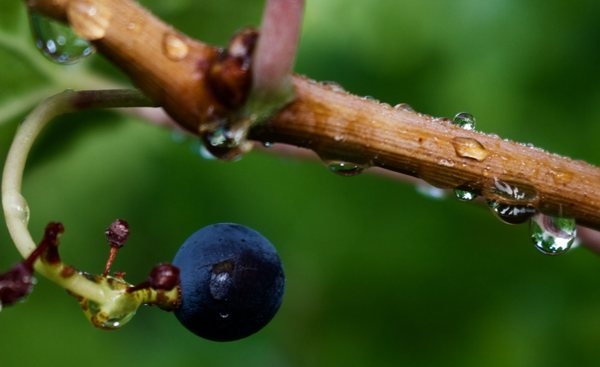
[173,223,285,342]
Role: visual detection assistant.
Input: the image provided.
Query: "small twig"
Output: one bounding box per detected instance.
[24,0,600,230]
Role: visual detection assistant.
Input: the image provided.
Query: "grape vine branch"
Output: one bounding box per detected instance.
[25,0,600,233]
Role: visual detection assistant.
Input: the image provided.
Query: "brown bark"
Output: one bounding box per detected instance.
[26,0,600,230]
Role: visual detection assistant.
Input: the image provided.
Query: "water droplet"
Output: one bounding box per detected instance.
[452,112,476,130]
[334,134,345,142]
[488,178,538,203]
[219,312,230,319]
[452,137,489,161]
[79,276,138,330]
[66,0,112,41]
[29,11,95,64]
[454,189,477,201]
[530,214,576,255]
[321,81,345,92]
[4,191,30,224]
[262,141,273,148]
[83,299,136,329]
[210,272,232,301]
[416,182,447,200]
[393,103,414,112]
[163,33,189,61]
[200,124,252,161]
[488,200,536,224]
[326,161,366,177]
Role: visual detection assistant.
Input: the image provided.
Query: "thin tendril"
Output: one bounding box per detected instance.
[2,89,154,303]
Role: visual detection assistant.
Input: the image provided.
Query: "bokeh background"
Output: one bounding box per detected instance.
[2,0,600,366]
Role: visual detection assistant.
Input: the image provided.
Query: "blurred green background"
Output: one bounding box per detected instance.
[1,0,600,366]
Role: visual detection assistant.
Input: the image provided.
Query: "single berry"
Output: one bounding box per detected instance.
[173,223,284,342]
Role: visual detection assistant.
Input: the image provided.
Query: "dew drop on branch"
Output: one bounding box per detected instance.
[529,213,576,255]
[487,200,536,224]
[28,10,95,64]
[393,103,414,112]
[163,33,189,61]
[452,112,476,131]
[453,188,477,201]
[326,161,367,177]
[451,137,489,161]
[201,125,251,161]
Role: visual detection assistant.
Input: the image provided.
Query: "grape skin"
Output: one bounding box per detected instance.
[173,223,285,341]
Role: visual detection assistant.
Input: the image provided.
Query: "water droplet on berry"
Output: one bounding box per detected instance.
[416,182,447,200]
[163,33,189,61]
[530,214,576,255]
[29,10,95,64]
[66,0,112,41]
[452,137,489,161]
[454,188,477,201]
[210,271,232,301]
[452,112,476,130]
[4,191,30,225]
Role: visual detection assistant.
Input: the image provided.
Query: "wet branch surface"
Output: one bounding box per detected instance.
[27,0,600,230]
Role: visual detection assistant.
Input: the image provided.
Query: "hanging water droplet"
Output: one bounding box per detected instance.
[82,298,136,330]
[4,191,30,225]
[326,161,366,177]
[488,200,536,225]
[452,112,476,130]
[454,189,477,201]
[219,312,230,319]
[487,178,538,203]
[29,11,95,64]
[416,182,447,200]
[530,214,576,255]
[200,124,251,161]
[451,137,489,161]
[162,33,189,61]
[66,0,112,41]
